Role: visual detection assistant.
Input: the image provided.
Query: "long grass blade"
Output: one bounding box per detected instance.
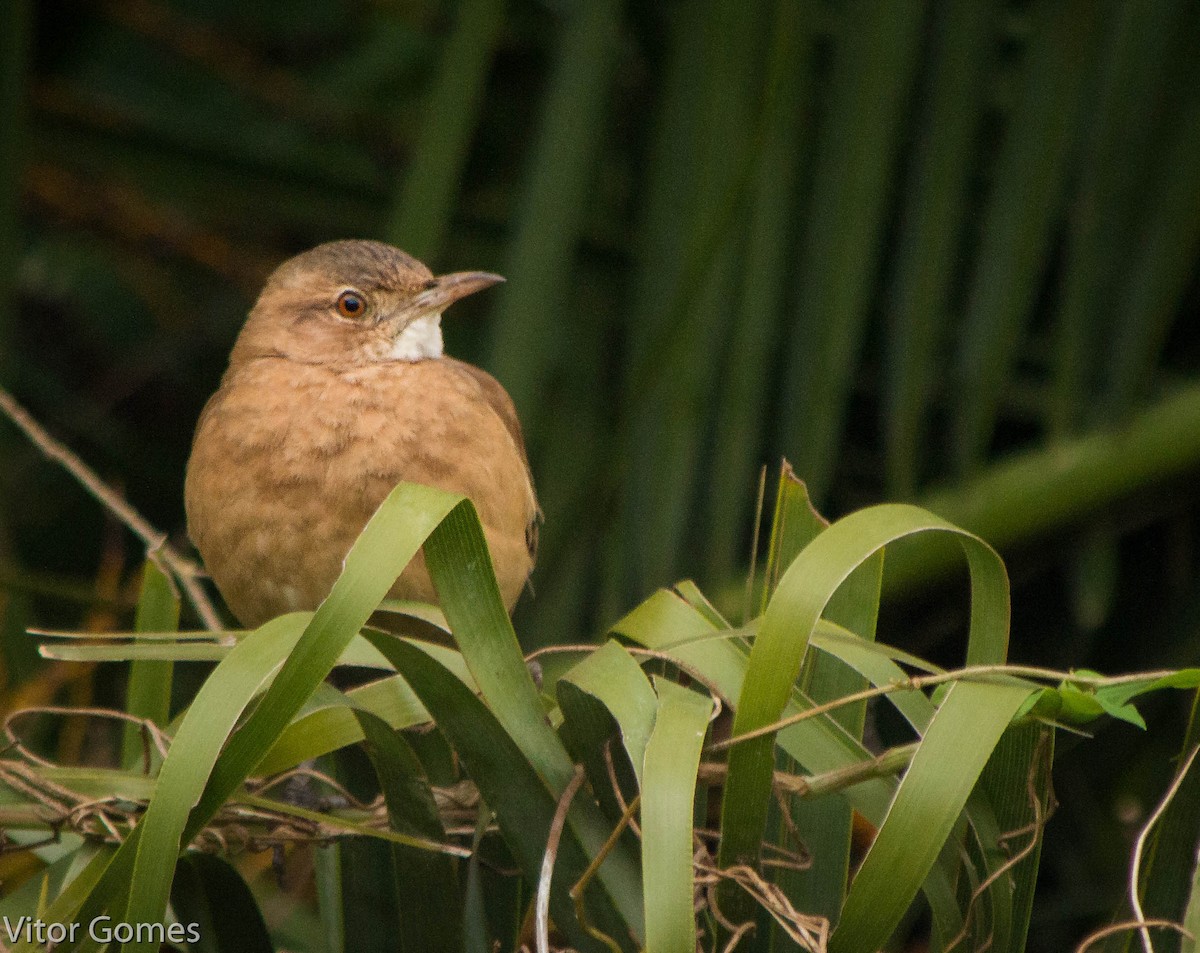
[385,0,506,263]
[641,678,713,953]
[487,0,622,422]
[704,0,814,583]
[120,560,180,770]
[883,0,996,497]
[779,0,928,502]
[952,0,1101,471]
[364,634,638,952]
[829,681,1033,952]
[715,505,1010,925]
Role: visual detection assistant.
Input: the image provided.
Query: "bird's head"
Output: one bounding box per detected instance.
[230,240,503,367]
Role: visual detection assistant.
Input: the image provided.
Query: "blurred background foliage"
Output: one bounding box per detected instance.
[2,0,1200,947]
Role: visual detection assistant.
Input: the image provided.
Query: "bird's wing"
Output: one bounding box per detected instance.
[442,358,541,562]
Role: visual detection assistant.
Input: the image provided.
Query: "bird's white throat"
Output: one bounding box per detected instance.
[387,313,444,361]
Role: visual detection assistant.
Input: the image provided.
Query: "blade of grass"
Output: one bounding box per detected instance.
[704,0,815,584]
[419,503,646,942]
[975,724,1052,953]
[779,0,928,503]
[613,590,897,822]
[169,854,272,953]
[716,505,1010,925]
[385,0,506,263]
[120,483,464,953]
[487,0,621,423]
[365,634,638,952]
[641,678,713,953]
[16,612,311,953]
[120,560,180,770]
[1129,689,1200,946]
[789,550,883,924]
[558,640,658,787]
[829,681,1033,952]
[952,0,1101,471]
[884,0,996,497]
[254,649,472,776]
[354,709,463,953]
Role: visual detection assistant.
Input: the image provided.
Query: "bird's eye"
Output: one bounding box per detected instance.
[336,290,367,319]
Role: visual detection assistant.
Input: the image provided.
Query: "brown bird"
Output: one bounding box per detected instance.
[184,240,537,628]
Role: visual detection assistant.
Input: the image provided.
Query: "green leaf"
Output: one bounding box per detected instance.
[365,633,640,952]
[353,709,462,953]
[716,505,1010,925]
[118,613,310,952]
[121,560,180,771]
[613,591,895,823]
[641,678,713,953]
[255,640,475,775]
[829,681,1034,952]
[385,0,506,263]
[118,482,462,952]
[780,0,929,501]
[976,724,1053,953]
[558,640,658,786]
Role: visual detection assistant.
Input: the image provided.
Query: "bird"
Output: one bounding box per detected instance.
[184,239,538,628]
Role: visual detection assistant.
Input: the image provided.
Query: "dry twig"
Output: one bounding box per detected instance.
[0,384,222,629]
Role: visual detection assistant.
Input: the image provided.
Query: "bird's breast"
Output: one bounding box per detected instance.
[185,356,534,624]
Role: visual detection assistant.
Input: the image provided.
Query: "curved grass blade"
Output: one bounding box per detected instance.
[613,590,897,822]
[120,483,464,952]
[791,483,883,921]
[641,678,713,953]
[829,681,1034,952]
[364,633,640,952]
[33,613,310,953]
[558,640,658,787]
[716,505,1010,923]
[418,493,643,944]
[255,640,475,775]
[557,682,635,823]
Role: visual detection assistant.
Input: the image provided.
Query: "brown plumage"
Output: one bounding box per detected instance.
[184,240,537,627]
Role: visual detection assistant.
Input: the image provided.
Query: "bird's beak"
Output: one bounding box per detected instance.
[400,271,505,321]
